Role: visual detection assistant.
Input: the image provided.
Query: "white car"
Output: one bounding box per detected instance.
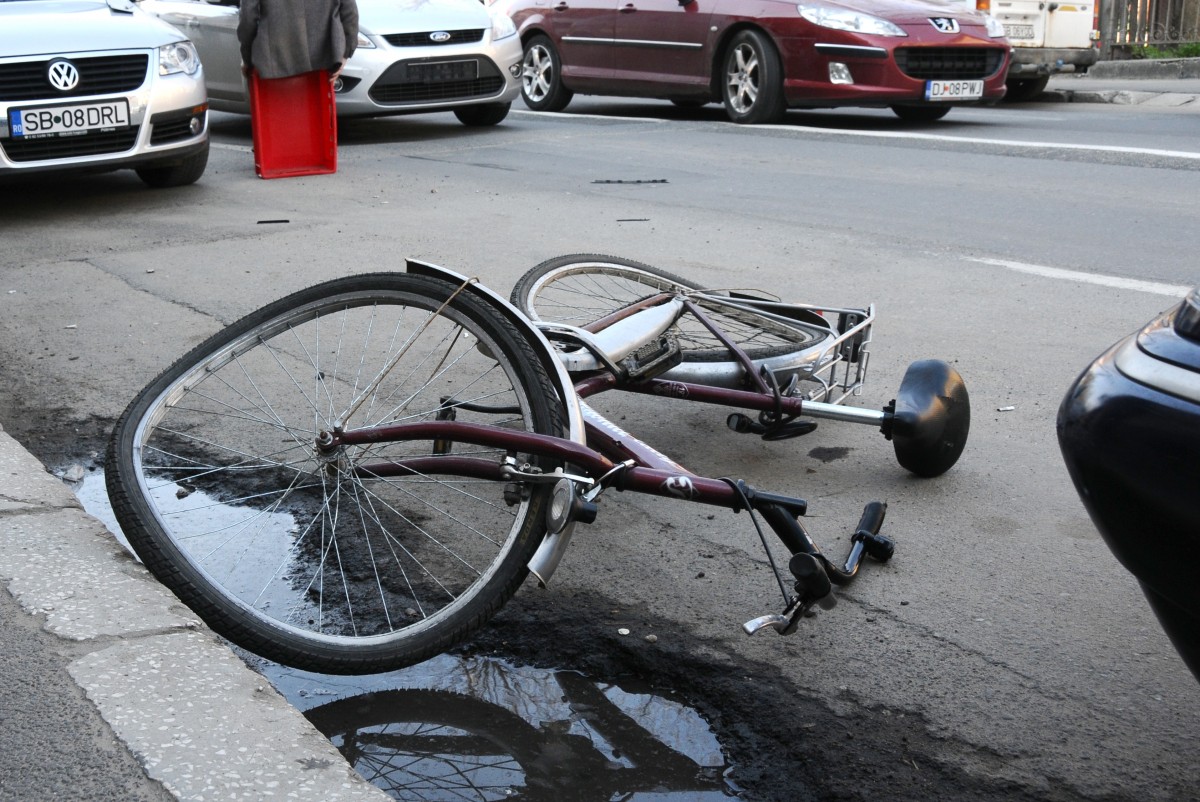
[0,0,209,187]
[140,0,524,126]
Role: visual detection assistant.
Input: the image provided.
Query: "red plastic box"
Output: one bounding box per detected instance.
[248,70,337,179]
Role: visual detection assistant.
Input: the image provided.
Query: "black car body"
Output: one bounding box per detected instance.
[1058,289,1200,682]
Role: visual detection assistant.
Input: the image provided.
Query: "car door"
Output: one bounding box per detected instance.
[540,0,619,86]
[610,0,713,93]
[139,0,245,102]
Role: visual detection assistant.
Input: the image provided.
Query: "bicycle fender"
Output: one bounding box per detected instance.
[405,259,584,445]
[405,260,584,587]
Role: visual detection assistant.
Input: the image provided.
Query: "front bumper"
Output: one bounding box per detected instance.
[0,49,208,177]
[779,37,1010,108]
[333,35,524,116]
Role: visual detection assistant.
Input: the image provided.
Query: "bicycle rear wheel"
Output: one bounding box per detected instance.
[511,254,827,363]
[107,273,564,674]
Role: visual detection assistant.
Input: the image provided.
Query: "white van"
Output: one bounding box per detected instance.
[956,0,1100,99]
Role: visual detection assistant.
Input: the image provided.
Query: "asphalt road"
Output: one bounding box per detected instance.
[1,97,1198,800]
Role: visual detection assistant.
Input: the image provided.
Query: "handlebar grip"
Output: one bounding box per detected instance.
[855,501,887,536]
[853,501,893,563]
[789,552,832,603]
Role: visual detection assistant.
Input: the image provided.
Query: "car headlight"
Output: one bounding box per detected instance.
[158,41,200,76]
[490,9,518,41]
[797,5,908,36]
[356,32,376,49]
[984,14,1007,37]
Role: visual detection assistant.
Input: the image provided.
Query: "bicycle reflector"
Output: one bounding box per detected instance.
[547,479,598,533]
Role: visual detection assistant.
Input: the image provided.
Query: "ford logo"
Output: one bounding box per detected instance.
[430,31,452,43]
[47,59,80,92]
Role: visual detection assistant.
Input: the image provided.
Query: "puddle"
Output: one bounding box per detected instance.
[70,469,738,800]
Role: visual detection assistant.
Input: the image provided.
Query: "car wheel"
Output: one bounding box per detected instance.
[522,34,573,112]
[135,142,209,188]
[454,102,511,127]
[1004,75,1050,102]
[890,105,951,122]
[721,29,786,125]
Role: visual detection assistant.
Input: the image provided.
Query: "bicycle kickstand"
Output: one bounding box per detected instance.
[742,552,836,636]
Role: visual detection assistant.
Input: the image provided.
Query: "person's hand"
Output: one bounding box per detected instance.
[241,63,252,78]
[330,60,346,84]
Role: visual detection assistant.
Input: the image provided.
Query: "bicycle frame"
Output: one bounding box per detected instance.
[319,268,894,630]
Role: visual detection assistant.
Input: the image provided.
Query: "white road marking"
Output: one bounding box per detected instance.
[743,123,1200,160]
[966,257,1192,297]
[513,110,1200,160]
[212,142,253,153]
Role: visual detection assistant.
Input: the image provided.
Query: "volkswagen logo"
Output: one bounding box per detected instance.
[429,30,452,43]
[47,59,80,92]
[929,17,960,33]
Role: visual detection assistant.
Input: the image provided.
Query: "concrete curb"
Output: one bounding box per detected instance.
[0,424,388,801]
[1040,87,1200,106]
[1088,57,1200,80]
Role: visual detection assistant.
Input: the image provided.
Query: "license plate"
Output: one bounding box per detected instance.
[407,60,479,82]
[8,100,130,139]
[1004,23,1036,39]
[925,80,984,101]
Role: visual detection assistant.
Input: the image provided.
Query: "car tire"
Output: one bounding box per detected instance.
[721,29,786,125]
[1004,75,1050,102]
[521,34,574,112]
[890,105,951,122]
[454,102,511,126]
[135,141,209,188]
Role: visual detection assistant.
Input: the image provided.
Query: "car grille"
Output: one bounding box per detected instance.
[893,48,1006,80]
[382,29,486,47]
[0,55,149,102]
[1,128,139,162]
[369,58,505,105]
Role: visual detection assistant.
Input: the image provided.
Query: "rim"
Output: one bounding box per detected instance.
[726,43,759,115]
[522,45,551,103]
[126,290,542,650]
[523,263,824,358]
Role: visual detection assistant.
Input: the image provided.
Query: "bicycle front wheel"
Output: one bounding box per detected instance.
[511,254,827,363]
[107,273,564,674]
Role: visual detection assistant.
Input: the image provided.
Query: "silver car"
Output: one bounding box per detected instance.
[140,0,524,126]
[0,0,209,187]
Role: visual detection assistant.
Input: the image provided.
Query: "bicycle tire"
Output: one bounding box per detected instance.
[510,254,827,364]
[106,272,564,674]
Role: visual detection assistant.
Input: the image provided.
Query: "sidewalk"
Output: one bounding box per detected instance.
[1043,57,1200,107]
[0,423,388,801]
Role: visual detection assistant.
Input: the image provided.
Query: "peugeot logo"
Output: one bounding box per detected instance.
[47,59,80,92]
[929,17,960,33]
[429,31,452,43]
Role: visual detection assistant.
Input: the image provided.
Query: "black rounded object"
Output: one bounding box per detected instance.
[890,360,971,477]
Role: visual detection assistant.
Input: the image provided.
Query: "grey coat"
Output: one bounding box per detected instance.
[238,0,359,80]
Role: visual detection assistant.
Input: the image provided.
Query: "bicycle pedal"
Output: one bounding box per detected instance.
[760,419,818,440]
[622,334,682,380]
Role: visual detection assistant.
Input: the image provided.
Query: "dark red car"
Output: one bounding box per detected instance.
[495,0,1011,123]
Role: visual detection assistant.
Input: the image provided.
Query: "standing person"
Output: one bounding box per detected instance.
[238,0,359,84]
[237,0,359,177]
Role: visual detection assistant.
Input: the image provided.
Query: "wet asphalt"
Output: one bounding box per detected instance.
[1,61,1197,801]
